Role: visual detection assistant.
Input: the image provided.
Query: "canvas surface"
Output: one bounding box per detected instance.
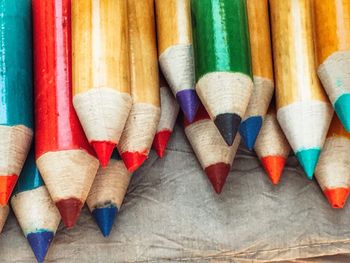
[1,123,350,262]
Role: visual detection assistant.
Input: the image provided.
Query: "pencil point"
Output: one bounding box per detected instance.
[176,89,199,122]
[240,116,263,150]
[214,113,241,146]
[0,174,18,205]
[91,141,116,167]
[334,94,350,132]
[260,156,286,185]
[92,205,118,237]
[27,231,54,263]
[153,130,171,158]
[324,188,350,209]
[205,163,231,194]
[56,198,83,229]
[296,148,321,180]
[121,151,148,173]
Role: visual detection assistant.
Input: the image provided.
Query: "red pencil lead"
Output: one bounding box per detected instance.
[91,141,116,168]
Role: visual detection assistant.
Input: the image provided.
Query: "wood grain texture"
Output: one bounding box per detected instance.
[255,103,290,159]
[314,0,350,64]
[87,159,131,211]
[37,150,99,203]
[128,0,159,106]
[315,115,350,205]
[11,186,61,236]
[72,0,129,94]
[0,204,9,233]
[72,0,132,152]
[156,0,192,54]
[246,0,273,80]
[270,0,329,108]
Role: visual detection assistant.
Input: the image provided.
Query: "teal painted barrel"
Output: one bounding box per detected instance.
[0,0,33,128]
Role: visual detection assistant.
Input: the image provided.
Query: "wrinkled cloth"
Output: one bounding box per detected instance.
[1,123,350,262]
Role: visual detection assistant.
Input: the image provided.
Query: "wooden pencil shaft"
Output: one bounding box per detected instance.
[191,0,252,80]
[72,0,130,94]
[270,0,329,109]
[33,0,95,159]
[246,0,273,80]
[314,0,350,64]
[128,0,160,105]
[156,0,192,54]
[0,205,9,233]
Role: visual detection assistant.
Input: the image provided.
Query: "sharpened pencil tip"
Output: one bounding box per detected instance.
[56,198,83,229]
[153,130,171,158]
[92,205,118,237]
[121,151,148,173]
[296,148,321,180]
[205,163,231,194]
[27,231,54,263]
[324,188,350,209]
[91,141,116,168]
[0,174,18,206]
[240,116,263,150]
[214,113,241,146]
[176,89,199,123]
[261,156,287,185]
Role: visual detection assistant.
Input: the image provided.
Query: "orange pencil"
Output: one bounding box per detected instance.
[315,115,350,208]
[118,0,160,172]
[255,101,290,185]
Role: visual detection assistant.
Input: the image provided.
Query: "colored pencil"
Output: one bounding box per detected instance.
[0,0,33,206]
[11,147,61,263]
[118,0,160,172]
[191,0,253,146]
[156,0,199,122]
[72,0,132,167]
[0,205,9,234]
[33,0,100,228]
[314,0,350,132]
[270,0,333,179]
[255,102,290,185]
[152,73,180,158]
[87,150,131,237]
[315,115,350,209]
[239,0,274,150]
[184,104,241,194]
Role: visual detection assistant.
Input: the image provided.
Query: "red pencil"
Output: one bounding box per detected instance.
[152,72,179,158]
[184,104,240,194]
[33,0,99,228]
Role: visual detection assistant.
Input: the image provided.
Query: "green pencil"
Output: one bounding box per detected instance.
[191,0,253,145]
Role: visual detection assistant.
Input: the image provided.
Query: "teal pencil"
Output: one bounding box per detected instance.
[11,148,61,263]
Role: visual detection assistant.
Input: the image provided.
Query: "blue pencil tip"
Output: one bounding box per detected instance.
[296,148,321,180]
[176,89,199,123]
[239,116,263,150]
[92,205,118,237]
[27,231,54,263]
[335,94,350,132]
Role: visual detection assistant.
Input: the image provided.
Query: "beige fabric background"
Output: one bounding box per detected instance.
[1,123,350,262]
